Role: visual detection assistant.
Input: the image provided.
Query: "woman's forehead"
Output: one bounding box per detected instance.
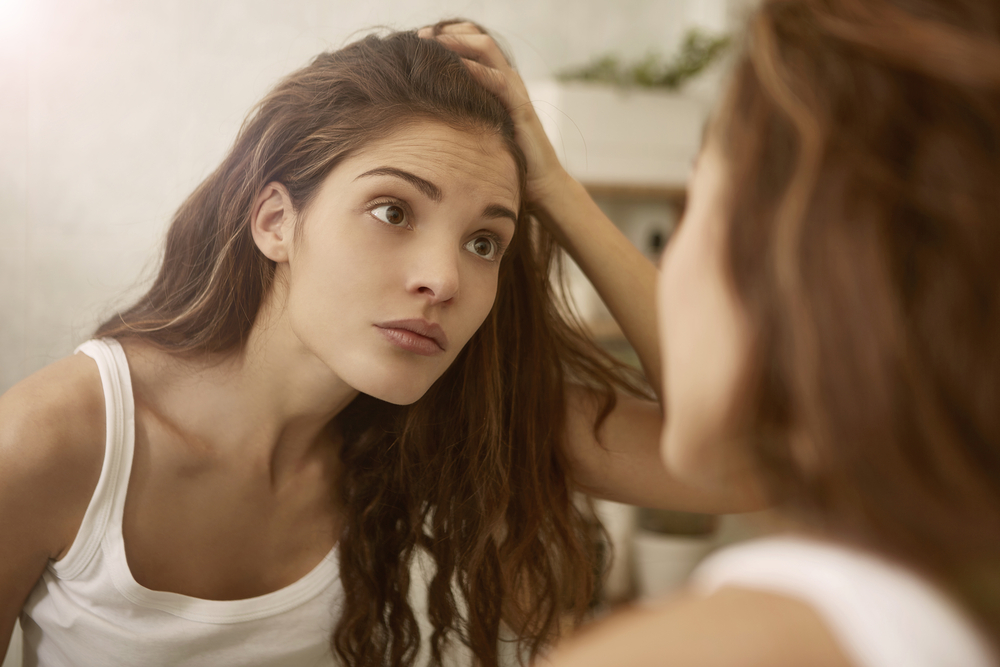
[338,120,521,208]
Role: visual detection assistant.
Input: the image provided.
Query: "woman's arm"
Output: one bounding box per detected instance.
[562,385,763,512]
[421,25,663,396]
[0,355,105,655]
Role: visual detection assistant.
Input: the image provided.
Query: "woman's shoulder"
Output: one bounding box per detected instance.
[0,351,106,558]
[545,585,853,667]
[690,535,997,667]
[0,350,106,455]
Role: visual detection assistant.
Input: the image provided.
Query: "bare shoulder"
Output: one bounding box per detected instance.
[0,352,106,559]
[545,587,854,667]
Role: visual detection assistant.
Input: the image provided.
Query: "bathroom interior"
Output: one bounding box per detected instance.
[0,0,762,664]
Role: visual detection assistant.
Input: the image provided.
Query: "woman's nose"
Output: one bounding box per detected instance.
[406,241,460,304]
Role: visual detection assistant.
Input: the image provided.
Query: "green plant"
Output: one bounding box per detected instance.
[556,29,731,90]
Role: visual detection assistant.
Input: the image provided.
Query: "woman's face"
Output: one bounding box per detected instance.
[282,120,520,405]
[657,142,752,486]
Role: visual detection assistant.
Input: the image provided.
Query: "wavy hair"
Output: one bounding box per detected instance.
[716,0,1000,647]
[96,24,646,667]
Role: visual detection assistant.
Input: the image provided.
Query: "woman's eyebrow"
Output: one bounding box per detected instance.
[483,203,518,226]
[354,167,441,201]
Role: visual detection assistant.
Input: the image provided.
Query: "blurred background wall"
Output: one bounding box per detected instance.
[0,0,751,393]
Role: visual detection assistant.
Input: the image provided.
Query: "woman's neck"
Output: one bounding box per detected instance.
[123,297,359,483]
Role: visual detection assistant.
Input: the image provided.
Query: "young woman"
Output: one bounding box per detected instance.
[429,0,1000,665]
[0,22,758,667]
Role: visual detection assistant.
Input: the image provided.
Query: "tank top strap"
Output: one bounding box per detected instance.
[52,338,136,580]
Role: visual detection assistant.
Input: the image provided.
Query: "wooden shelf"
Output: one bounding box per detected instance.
[582,182,687,203]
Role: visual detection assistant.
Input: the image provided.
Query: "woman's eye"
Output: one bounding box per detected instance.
[371,204,407,227]
[464,236,499,261]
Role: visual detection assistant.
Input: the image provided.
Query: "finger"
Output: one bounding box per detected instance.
[435,33,511,71]
[462,59,536,116]
[461,57,509,99]
[434,21,484,36]
[433,34,490,63]
[417,21,481,40]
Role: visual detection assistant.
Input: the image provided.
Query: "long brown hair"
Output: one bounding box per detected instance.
[717,0,1000,647]
[96,24,644,667]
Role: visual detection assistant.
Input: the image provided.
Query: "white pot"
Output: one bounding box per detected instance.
[525,81,708,188]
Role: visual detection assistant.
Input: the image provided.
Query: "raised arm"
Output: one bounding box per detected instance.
[0,355,105,656]
[420,23,663,397]
[423,24,764,512]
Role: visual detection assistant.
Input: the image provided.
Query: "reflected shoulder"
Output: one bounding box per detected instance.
[545,586,854,667]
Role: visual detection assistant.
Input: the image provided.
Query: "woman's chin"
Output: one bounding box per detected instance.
[356,379,432,406]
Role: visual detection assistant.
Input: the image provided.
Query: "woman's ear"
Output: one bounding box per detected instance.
[251,182,296,263]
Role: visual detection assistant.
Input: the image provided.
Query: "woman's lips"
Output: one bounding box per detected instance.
[375,320,447,356]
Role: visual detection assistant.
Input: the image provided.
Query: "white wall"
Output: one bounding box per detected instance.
[0,0,750,393]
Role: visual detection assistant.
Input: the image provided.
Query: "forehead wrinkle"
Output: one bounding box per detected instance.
[354,167,442,202]
[351,125,520,211]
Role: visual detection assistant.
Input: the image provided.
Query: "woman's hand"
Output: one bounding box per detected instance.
[418,22,571,206]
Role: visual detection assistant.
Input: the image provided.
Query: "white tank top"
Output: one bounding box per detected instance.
[19,338,344,667]
[690,536,996,667]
